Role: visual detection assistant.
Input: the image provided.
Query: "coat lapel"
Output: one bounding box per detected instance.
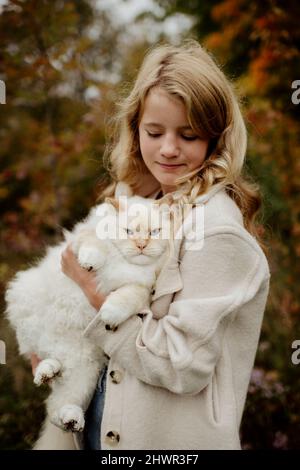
[151,238,183,301]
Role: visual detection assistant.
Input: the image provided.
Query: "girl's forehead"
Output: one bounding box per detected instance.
[146,86,181,103]
[140,87,187,121]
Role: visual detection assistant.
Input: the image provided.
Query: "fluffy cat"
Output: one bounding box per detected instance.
[5,182,174,436]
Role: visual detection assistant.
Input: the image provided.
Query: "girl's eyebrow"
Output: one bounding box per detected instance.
[144,122,192,130]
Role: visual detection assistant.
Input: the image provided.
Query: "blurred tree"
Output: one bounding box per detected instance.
[155,0,300,95]
[0,0,123,254]
[152,0,221,40]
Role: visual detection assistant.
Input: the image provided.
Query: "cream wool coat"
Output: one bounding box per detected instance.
[35,184,270,450]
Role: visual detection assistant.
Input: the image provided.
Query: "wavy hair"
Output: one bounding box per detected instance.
[99,39,266,251]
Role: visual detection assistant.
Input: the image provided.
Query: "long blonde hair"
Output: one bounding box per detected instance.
[99,39,266,251]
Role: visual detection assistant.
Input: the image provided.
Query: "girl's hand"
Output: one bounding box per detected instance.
[31,353,41,376]
[61,244,106,311]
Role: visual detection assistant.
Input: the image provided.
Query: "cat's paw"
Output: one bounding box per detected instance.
[78,246,104,271]
[52,404,85,433]
[99,303,129,329]
[34,359,61,386]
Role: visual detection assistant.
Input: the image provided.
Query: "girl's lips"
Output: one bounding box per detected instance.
[157,162,184,170]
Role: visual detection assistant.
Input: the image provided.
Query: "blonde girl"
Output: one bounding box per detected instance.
[33,38,270,450]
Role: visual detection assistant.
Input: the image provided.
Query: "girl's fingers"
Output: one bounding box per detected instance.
[31,353,41,375]
[61,244,77,272]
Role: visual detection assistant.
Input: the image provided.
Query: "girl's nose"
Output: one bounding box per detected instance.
[160,135,180,158]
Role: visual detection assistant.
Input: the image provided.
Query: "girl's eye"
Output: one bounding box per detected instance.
[149,228,161,236]
[147,132,161,138]
[182,135,198,141]
[146,131,197,141]
[124,228,134,236]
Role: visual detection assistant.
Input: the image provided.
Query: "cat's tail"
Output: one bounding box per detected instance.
[33,416,78,450]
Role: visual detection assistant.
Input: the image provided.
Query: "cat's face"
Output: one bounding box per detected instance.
[103,196,173,266]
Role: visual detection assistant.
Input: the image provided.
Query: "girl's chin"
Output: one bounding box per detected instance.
[155,175,178,187]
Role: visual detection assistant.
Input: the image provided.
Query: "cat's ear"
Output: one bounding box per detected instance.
[62,228,72,242]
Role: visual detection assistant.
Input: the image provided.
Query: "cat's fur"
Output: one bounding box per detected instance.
[5,183,174,438]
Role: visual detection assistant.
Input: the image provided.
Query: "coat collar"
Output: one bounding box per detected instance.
[193,183,225,205]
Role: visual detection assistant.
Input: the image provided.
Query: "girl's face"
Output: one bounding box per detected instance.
[138,87,209,194]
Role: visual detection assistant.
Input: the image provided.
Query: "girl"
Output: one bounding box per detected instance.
[33,39,270,450]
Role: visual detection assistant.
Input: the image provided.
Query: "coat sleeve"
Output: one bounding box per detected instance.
[84,230,270,395]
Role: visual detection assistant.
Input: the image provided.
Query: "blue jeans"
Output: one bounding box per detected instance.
[84,365,108,450]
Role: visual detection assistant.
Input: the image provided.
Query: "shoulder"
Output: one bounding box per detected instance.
[199,187,244,231]
[192,187,256,247]
[180,187,270,280]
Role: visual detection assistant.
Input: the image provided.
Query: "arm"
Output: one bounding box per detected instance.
[31,353,41,375]
[83,230,270,395]
[62,245,151,328]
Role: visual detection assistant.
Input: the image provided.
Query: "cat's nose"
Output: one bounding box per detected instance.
[136,240,147,251]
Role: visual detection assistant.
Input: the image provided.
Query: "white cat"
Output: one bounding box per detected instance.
[5,183,174,436]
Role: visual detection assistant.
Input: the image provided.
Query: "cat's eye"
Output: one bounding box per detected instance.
[124,228,134,236]
[149,228,161,237]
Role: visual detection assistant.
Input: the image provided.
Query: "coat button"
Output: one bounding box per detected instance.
[105,430,120,446]
[105,324,118,332]
[109,370,123,384]
[151,288,156,295]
